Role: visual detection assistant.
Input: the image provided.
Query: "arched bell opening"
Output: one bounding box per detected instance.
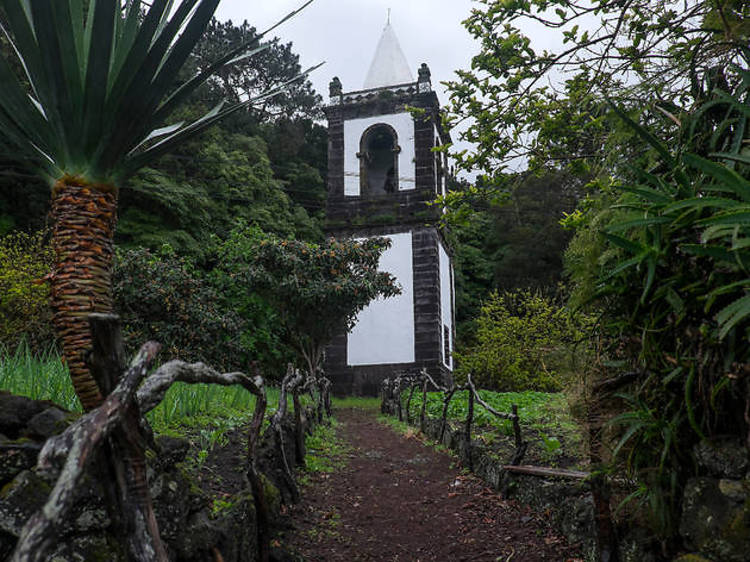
[358,124,400,196]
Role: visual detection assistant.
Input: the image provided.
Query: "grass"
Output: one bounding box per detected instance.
[0,342,81,411]
[398,388,587,468]
[403,389,578,437]
[0,343,291,436]
[302,418,349,478]
[331,395,380,410]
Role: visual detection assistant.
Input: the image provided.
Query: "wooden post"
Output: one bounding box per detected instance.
[439,387,456,443]
[292,387,305,465]
[246,363,269,562]
[405,382,416,425]
[509,404,528,466]
[465,388,474,471]
[396,378,404,422]
[87,314,168,562]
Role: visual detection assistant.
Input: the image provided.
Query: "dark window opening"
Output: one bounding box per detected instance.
[443,324,451,366]
[359,124,399,196]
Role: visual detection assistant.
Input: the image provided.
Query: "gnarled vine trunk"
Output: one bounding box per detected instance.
[50,177,118,411]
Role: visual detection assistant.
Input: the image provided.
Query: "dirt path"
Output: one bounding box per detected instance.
[280,408,582,561]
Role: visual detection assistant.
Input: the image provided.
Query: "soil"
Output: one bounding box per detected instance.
[279,408,583,561]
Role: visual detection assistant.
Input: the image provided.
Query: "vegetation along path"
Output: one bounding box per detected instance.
[281,407,582,561]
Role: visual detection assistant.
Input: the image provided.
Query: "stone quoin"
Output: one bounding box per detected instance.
[323,21,455,396]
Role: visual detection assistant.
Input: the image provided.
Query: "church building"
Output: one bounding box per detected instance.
[323,22,456,395]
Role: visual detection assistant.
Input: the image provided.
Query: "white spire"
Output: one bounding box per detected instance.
[363,21,414,90]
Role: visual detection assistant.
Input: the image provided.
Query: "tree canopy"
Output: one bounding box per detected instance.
[217,225,400,378]
[446,0,749,181]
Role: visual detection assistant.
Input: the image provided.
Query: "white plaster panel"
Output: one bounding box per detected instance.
[439,241,454,370]
[343,113,416,196]
[347,232,415,366]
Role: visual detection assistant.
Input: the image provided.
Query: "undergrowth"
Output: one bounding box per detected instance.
[404,389,578,437]
[331,395,380,410]
[0,344,287,435]
[300,419,349,485]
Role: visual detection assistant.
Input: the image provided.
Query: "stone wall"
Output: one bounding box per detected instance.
[0,391,311,561]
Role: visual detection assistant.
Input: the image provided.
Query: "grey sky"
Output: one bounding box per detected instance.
[214,0,479,108]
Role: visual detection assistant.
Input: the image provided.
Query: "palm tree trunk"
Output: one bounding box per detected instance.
[50,177,118,411]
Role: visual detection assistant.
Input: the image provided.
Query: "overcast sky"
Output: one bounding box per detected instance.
[214,0,479,108]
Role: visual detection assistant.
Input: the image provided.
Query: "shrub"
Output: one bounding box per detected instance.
[0,231,55,351]
[113,247,245,372]
[563,70,750,540]
[455,289,593,391]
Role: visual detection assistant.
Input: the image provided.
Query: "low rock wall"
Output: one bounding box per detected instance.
[0,391,314,561]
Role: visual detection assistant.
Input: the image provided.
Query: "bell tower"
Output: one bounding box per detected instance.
[323,22,455,395]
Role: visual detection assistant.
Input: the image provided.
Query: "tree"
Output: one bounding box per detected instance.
[446,0,749,182]
[194,18,321,122]
[217,225,400,379]
[0,0,311,409]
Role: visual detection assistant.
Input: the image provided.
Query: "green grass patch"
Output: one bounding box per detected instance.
[0,343,81,411]
[378,413,410,434]
[0,344,294,438]
[331,395,380,410]
[397,388,586,468]
[301,419,349,481]
[404,389,577,436]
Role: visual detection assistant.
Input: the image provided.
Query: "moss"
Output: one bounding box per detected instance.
[0,470,50,500]
[261,473,281,517]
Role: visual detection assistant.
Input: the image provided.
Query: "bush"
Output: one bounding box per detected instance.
[0,231,55,351]
[113,247,246,372]
[455,289,592,391]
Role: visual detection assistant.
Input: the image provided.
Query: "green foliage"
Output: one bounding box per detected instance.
[0,343,286,432]
[566,67,750,540]
[0,0,302,185]
[216,224,400,375]
[303,419,349,476]
[446,0,749,182]
[0,343,80,411]
[0,231,55,350]
[194,18,321,121]
[444,170,583,344]
[113,246,246,372]
[117,128,321,259]
[405,389,576,437]
[455,290,593,391]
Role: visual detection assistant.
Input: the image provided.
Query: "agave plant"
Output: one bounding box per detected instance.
[0,0,316,410]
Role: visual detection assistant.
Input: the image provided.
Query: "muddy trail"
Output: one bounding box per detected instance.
[279,408,582,561]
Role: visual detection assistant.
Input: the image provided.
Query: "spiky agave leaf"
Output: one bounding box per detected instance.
[0,0,318,186]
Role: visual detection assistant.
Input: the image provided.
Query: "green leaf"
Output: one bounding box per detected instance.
[603,232,647,255]
[716,293,750,339]
[606,217,671,232]
[607,101,674,166]
[684,153,750,201]
[697,210,750,227]
[681,244,736,263]
[662,197,739,215]
[619,185,672,204]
